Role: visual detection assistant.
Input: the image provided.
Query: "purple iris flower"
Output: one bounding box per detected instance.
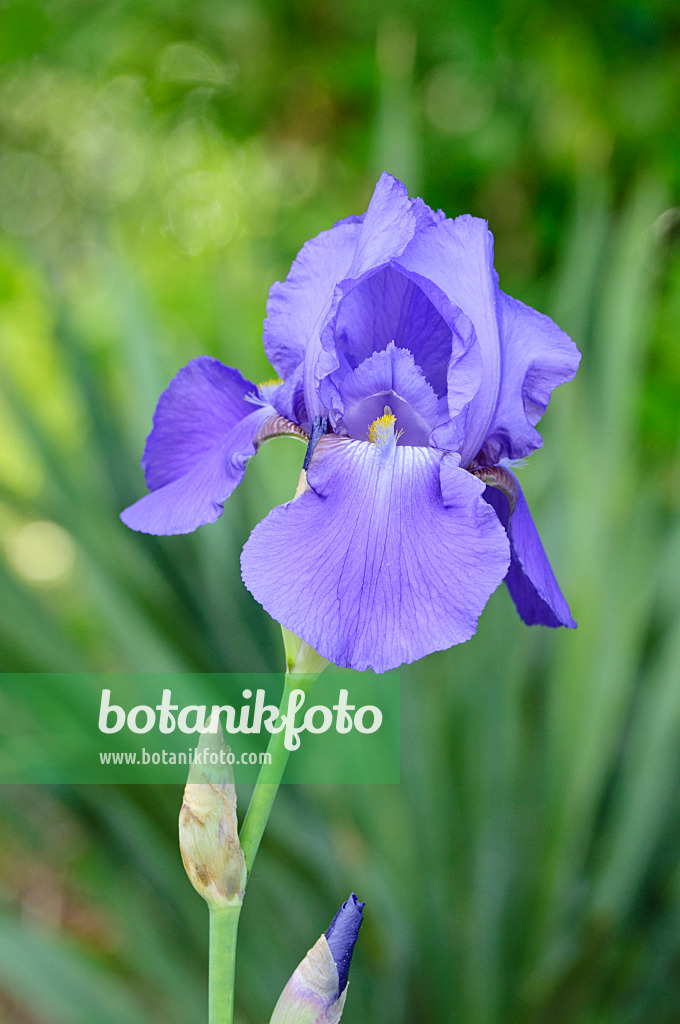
[121,173,580,672]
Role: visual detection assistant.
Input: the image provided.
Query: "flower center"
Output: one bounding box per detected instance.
[344,390,433,445]
[368,406,400,448]
[337,342,439,447]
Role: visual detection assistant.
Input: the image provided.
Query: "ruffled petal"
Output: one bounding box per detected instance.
[266,175,440,400]
[331,265,464,398]
[480,291,581,462]
[308,174,440,418]
[121,405,272,536]
[263,215,364,380]
[396,214,501,465]
[484,473,576,628]
[240,434,510,672]
[140,357,261,491]
[345,172,423,279]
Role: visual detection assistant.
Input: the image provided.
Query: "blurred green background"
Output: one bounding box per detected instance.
[1,0,679,1021]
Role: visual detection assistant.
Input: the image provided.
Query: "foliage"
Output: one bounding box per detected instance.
[0,2,679,1021]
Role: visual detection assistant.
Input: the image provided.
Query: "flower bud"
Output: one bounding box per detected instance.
[178,719,246,908]
[269,894,364,1024]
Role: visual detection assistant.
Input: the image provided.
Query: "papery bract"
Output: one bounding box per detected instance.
[179,718,246,908]
[121,173,580,672]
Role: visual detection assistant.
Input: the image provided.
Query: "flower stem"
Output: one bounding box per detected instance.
[239,670,317,872]
[208,903,242,1024]
[206,630,326,1022]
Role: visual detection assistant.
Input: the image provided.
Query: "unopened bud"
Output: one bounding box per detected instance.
[179,719,246,907]
[269,894,364,1024]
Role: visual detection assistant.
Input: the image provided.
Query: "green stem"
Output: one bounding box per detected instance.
[209,903,242,1024]
[206,633,325,1022]
[239,670,317,873]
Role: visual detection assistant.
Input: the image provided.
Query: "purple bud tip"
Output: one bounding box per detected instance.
[324,893,365,995]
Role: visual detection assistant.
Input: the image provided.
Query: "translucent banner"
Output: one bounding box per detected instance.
[0,672,400,784]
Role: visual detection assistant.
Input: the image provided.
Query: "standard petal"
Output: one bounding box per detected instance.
[263,215,364,380]
[484,474,576,628]
[345,172,422,279]
[331,265,465,397]
[266,174,438,398]
[240,435,510,672]
[121,405,271,535]
[141,357,261,491]
[308,174,441,418]
[480,291,581,462]
[396,214,501,466]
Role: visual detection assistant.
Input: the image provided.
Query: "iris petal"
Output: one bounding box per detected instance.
[267,174,428,414]
[307,176,482,448]
[264,215,364,380]
[269,365,308,427]
[333,267,454,395]
[240,434,510,673]
[325,894,364,996]
[310,174,441,418]
[345,171,422,278]
[121,355,281,536]
[121,405,272,536]
[396,214,501,465]
[140,356,262,490]
[480,291,582,463]
[484,472,576,628]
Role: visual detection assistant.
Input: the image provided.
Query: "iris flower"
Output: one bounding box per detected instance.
[121,173,580,673]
